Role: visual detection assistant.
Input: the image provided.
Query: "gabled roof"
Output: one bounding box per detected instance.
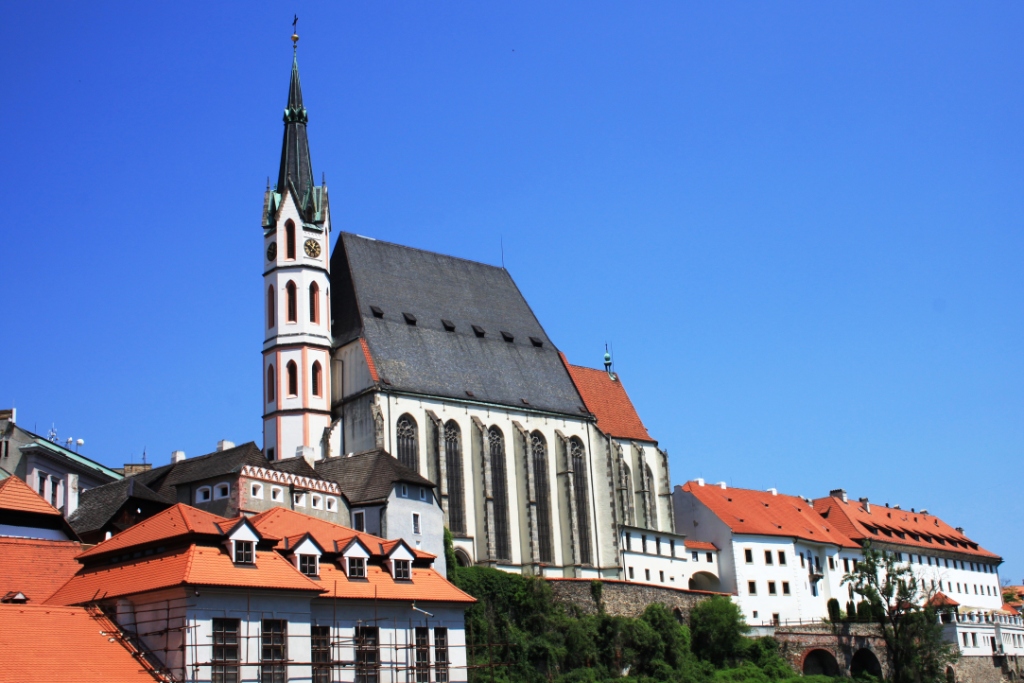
[680,481,858,548]
[317,563,475,604]
[76,503,229,560]
[0,538,83,603]
[316,449,435,506]
[68,475,175,536]
[15,431,123,481]
[812,495,1000,560]
[329,233,587,417]
[0,475,63,517]
[0,604,164,681]
[562,359,652,441]
[928,592,960,608]
[156,442,268,493]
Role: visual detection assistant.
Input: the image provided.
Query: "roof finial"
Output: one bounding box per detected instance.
[292,14,299,52]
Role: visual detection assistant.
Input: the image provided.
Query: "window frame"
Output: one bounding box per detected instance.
[298,554,319,577]
[309,282,320,324]
[355,626,379,683]
[261,619,288,683]
[744,548,753,564]
[214,483,230,500]
[286,281,298,323]
[748,581,757,595]
[212,618,240,683]
[234,540,254,565]
[394,559,411,581]
[348,556,366,578]
[196,486,212,503]
[415,627,431,683]
[353,510,365,532]
[412,513,421,535]
[311,625,331,683]
[434,627,449,683]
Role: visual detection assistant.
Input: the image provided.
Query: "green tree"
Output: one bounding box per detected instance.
[844,544,958,683]
[826,598,842,622]
[856,599,873,623]
[690,595,750,667]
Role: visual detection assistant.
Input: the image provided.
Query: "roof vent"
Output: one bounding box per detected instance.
[472,325,486,338]
[217,440,235,452]
[859,497,871,513]
[829,488,848,502]
[402,312,417,326]
[465,390,475,398]
[920,509,928,515]
[695,478,705,486]
[171,450,186,463]
[521,398,530,405]
[955,526,964,534]
[767,488,777,496]
[529,336,544,348]
[893,504,901,510]
[717,481,727,489]
[500,331,514,343]
[370,305,384,318]
[442,319,456,332]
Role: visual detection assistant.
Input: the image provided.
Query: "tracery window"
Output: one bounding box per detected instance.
[396,415,419,471]
[488,427,511,561]
[286,361,298,396]
[309,282,320,323]
[311,361,322,397]
[267,285,275,329]
[286,281,297,322]
[444,421,466,535]
[570,437,592,565]
[531,431,554,563]
[285,220,296,259]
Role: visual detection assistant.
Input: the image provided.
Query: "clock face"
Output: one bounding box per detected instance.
[304,238,321,258]
[266,242,277,261]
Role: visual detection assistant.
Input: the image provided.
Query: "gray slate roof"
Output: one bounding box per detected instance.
[272,456,321,480]
[315,449,435,506]
[330,233,587,417]
[69,476,174,536]
[154,442,269,496]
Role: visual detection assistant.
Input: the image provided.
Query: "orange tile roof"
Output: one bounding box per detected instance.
[928,592,960,608]
[681,481,858,548]
[1003,603,1020,616]
[0,475,62,516]
[812,496,1000,560]
[684,540,719,551]
[317,562,475,603]
[250,507,435,559]
[0,604,164,682]
[361,337,380,382]
[0,537,83,603]
[48,546,323,605]
[562,359,652,441]
[77,503,231,559]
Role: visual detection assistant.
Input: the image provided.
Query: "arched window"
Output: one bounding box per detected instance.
[267,285,275,329]
[266,364,276,402]
[444,421,466,535]
[488,427,511,561]
[285,220,296,259]
[570,437,592,565]
[396,415,418,471]
[286,360,298,396]
[531,432,553,563]
[309,282,319,323]
[311,361,322,397]
[286,281,297,322]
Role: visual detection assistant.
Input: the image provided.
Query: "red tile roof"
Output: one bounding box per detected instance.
[77,503,232,559]
[361,337,380,382]
[317,562,475,603]
[684,540,719,551]
[1003,603,1020,616]
[562,359,652,441]
[0,537,83,603]
[928,592,960,608]
[0,475,62,516]
[812,496,1000,560]
[681,481,858,548]
[0,604,164,682]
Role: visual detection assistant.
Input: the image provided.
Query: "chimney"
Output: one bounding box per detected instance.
[695,478,705,487]
[859,496,871,513]
[0,408,15,424]
[296,445,316,467]
[767,488,777,496]
[216,440,235,452]
[122,463,153,477]
[829,488,848,502]
[171,450,186,464]
[893,504,901,510]
[920,509,928,515]
[716,481,727,490]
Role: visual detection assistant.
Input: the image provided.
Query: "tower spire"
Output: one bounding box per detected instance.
[277,24,314,219]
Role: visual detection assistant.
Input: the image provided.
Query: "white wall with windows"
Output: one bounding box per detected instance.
[619,526,693,589]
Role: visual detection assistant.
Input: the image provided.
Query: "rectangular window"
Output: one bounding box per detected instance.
[745,548,753,564]
[645,568,651,581]
[828,556,835,570]
[843,558,850,572]
[356,626,380,683]
[692,551,699,562]
[420,487,426,501]
[768,581,777,595]
[299,554,318,576]
[777,551,786,565]
[349,556,366,578]
[628,566,634,579]
[800,552,805,568]
[659,570,665,582]
[642,535,648,553]
[748,581,757,595]
[815,556,821,571]
[772,613,780,627]
[707,552,714,563]
[353,510,365,532]
[972,633,978,647]
[625,532,632,550]
[963,633,969,647]
[394,559,411,580]
[669,539,675,557]
[434,628,449,683]
[782,581,790,595]
[413,513,421,535]
[261,620,287,683]
[655,537,662,555]
[212,618,240,683]
[312,625,331,683]
[415,627,431,683]
[235,540,254,564]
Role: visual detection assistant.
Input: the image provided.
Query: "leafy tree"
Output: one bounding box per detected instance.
[690,595,750,667]
[444,527,458,580]
[843,544,957,683]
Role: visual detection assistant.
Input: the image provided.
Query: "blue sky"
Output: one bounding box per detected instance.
[2,3,1021,581]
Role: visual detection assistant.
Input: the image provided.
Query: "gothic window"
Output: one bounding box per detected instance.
[531,431,554,563]
[396,415,419,472]
[267,285,275,329]
[266,364,275,402]
[309,282,320,323]
[634,463,649,528]
[285,220,296,260]
[645,464,656,528]
[488,427,511,561]
[286,361,298,396]
[311,361,322,397]
[621,463,634,526]
[286,281,297,322]
[570,437,592,565]
[444,421,466,535]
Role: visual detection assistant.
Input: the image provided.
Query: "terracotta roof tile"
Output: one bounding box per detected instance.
[249,507,434,559]
[683,540,718,551]
[0,537,83,603]
[316,562,474,603]
[0,604,164,682]
[928,591,960,608]
[360,337,380,383]
[76,503,230,559]
[812,496,1001,560]
[682,481,858,548]
[562,359,652,441]
[0,475,62,516]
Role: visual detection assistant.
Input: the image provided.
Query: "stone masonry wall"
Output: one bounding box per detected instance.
[547,578,715,620]
[952,654,1024,683]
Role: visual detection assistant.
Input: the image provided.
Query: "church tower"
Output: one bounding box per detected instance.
[262,36,332,462]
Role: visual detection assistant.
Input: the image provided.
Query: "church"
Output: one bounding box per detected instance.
[261,40,681,579]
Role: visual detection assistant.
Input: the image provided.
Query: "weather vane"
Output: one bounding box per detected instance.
[292,15,299,51]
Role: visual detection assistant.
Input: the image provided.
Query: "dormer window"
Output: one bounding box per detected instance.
[299,554,319,577]
[196,486,212,503]
[401,484,408,497]
[348,557,366,578]
[235,540,254,564]
[394,559,411,580]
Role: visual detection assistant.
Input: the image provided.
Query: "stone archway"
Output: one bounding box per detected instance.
[803,649,841,677]
[945,666,956,683]
[454,548,472,567]
[851,648,882,679]
[688,571,721,592]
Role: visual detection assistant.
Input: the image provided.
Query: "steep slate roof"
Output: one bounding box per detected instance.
[563,360,653,441]
[68,476,175,537]
[0,538,83,603]
[330,233,587,417]
[813,495,1000,560]
[0,604,164,682]
[273,456,322,479]
[316,449,435,505]
[681,481,858,548]
[155,442,268,493]
[0,475,63,517]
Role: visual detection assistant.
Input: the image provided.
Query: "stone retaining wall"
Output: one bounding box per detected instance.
[952,654,1024,683]
[547,578,716,619]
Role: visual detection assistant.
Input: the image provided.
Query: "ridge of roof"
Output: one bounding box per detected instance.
[315,449,434,505]
[68,475,175,536]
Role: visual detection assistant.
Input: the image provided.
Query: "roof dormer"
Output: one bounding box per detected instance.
[284,533,324,577]
[340,536,371,579]
[223,518,262,565]
[384,539,415,581]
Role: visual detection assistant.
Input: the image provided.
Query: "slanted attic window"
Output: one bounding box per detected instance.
[235,540,254,564]
[394,559,411,580]
[442,319,456,332]
[500,331,514,343]
[370,305,384,318]
[403,312,417,326]
[472,325,486,338]
[299,554,318,577]
[529,336,544,348]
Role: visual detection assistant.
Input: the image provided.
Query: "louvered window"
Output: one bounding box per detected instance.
[570,437,592,565]
[531,432,553,563]
[444,422,466,535]
[489,427,511,561]
[396,415,419,471]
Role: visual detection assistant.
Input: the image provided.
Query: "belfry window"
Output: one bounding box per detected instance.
[286,281,297,323]
[531,431,554,563]
[286,361,298,397]
[488,427,511,561]
[266,365,276,402]
[570,437,592,565]
[311,361,322,397]
[267,285,276,329]
[444,421,466,535]
[309,282,320,323]
[285,220,296,259]
[396,415,419,471]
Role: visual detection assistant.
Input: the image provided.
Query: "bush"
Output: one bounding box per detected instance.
[846,601,857,621]
[826,598,842,622]
[856,600,873,623]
